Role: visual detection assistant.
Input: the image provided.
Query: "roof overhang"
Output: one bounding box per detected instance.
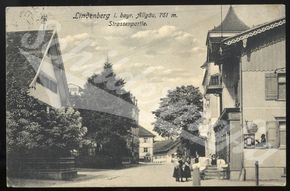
[153,140,180,154]
[222,17,286,46]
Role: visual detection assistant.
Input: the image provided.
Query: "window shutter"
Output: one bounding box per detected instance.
[266,121,279,148]
[265,73,277,100]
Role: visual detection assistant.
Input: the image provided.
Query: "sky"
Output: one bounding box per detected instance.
[6,5,285,138]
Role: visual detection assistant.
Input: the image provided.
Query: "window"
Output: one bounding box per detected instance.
[266,119,286,149]
[278,73,286,100]
[88,148,95,156]
[266,121,279,148]
[265,72,286,100]
[37,72,58,93]
[278,120,286,148]
[143,147,148,152]
[143,138,148,143]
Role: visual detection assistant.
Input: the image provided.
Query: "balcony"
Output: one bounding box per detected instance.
[205,74,223,94]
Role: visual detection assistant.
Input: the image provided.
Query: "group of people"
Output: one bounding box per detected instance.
[172,158,191,182]
[172,154,199,182]
[173,153,219,182]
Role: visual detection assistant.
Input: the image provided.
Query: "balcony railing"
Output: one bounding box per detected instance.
[205,74,223,94]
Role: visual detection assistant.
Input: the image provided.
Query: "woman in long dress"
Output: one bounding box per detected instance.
[173,160,183,182]
[183,158,191,181]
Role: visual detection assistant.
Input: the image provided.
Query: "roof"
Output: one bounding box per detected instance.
[138,126,155,137]
[179,130,206,146]
[223,17,286,46]
[6,30,71,107]
[153,139,180,154]
[211,6,250,33]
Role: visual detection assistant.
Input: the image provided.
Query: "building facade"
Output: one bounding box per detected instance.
[202,6,250,160]
[223,17,286,180]
[138,126,155,162]
[201,65,220,157]
[68,83,83,96]
[202,6,286,180]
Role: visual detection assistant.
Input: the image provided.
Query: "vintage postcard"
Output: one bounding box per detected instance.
[6,5,286,187]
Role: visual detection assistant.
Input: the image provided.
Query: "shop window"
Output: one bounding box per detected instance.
[244,120,285,149]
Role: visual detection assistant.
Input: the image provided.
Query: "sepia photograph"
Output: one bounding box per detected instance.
[5,4,286,187]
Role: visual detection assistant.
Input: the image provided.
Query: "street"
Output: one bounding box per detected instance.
[8,163,286,187]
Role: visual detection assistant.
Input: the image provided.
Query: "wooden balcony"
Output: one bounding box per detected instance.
[205,74,223,94]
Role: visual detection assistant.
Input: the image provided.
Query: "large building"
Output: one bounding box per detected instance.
[201,5,250,158]
[202,6,286,180]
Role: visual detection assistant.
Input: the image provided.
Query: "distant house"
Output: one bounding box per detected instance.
[138,126,155,162]
[6,30,71,109]
[68,83,83,96]
[153,139,181,163]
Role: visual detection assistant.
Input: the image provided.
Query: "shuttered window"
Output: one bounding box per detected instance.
[279,121,286,148]
[278,73,286,100]
[265,73,278,100]
[266,121,279,148]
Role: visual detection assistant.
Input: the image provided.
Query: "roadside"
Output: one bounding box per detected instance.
[7,163,286,187]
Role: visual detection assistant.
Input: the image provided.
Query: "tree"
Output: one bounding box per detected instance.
[152,85,203,138]
[86,62,133,103]
[6,74,87,157]
[70,62,137,163]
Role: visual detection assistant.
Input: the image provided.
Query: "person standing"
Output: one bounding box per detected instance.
[194,152,199,164]
[173,160,183,182]
[211,154,217,166]
[191,165,201,186]
[183,157,191,181]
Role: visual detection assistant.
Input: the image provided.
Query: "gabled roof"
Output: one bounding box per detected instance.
[211,6,250,33]
[153,139,180,154]
[139,126,155,137]
[6,30,71,107]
